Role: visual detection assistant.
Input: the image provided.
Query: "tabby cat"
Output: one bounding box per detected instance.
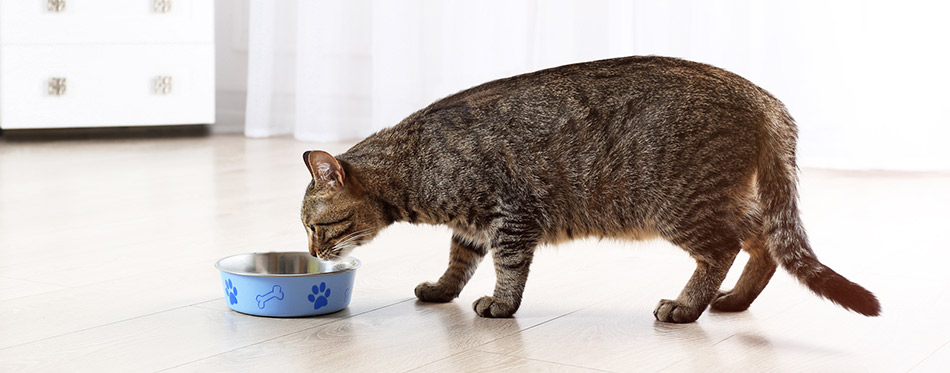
[300,56,880,322]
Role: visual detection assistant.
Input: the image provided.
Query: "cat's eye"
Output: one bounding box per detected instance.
[315,215,351,226]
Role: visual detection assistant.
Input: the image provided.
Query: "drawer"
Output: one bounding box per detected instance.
[0,0,213,45]
[0,44,215,128]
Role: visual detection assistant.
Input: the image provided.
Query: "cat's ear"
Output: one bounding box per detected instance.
[303,150,345,192]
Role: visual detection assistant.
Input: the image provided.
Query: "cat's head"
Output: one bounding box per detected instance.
[301,150,387,260]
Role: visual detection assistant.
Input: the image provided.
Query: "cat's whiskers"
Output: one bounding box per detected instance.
[335,234,367,251]
[334,235,368,252]
[335,229,369,246]
[331,229,371,255]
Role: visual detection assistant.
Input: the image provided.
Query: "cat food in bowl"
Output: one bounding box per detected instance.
[215,252,360,317]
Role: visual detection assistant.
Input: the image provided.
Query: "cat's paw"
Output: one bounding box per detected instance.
[653,299,701,323]
[710,291,751,312]
[473,296,517,318]
[414,282,457,303]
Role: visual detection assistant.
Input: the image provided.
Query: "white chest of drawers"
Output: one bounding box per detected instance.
[0,0,215,129]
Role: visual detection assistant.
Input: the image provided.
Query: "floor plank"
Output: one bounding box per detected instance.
[0,277,66,302]
[0,306,342,372]
[410,350,609,373]
[914,341,950,372]
[0,261,222,349]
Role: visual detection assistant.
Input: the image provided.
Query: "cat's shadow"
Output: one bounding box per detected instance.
[651,312,789,367]
[415,299,526,352]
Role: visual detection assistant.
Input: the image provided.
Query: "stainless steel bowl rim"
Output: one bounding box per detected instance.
[214,251,361,277]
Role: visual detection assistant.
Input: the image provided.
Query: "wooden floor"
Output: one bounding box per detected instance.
[1,134,948,372]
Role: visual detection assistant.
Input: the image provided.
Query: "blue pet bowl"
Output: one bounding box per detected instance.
[214,252,360,317]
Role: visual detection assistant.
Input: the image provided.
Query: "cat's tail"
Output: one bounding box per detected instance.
[757,106,881,317]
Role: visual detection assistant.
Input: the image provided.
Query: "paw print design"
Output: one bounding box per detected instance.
[308,282,332,310]
[225,278,238,305]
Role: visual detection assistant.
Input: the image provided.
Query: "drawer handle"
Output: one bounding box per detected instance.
[48,77,66,96]
[154,76,172,95]
[154,0,171,13]
[47,0,66,12]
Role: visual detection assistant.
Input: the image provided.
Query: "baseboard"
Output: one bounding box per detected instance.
[0,124,211,141]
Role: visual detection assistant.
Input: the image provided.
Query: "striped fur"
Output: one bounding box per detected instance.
[300,56,880,322]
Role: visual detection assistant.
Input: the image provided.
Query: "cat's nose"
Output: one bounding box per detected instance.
[308,243,318,257]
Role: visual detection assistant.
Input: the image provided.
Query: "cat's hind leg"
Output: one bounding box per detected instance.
[655,217,742,323]
[710,230,777,312]
[415,233,488,303]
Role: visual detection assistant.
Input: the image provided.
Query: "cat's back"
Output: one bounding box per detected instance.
[422,56,770,124]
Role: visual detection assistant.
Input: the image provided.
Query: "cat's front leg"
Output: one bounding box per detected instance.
[415,233,488,303]
[473,228,538,318]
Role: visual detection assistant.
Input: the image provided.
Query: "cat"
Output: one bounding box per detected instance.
[300,56,880,322]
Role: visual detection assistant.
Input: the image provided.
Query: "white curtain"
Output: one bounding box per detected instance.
[246,0,638,141]
[245,0,950,171]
